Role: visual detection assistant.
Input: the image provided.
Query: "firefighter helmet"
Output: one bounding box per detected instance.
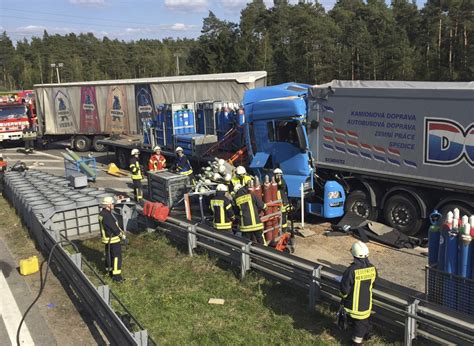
[131,148,140,156]
[236,166,246,175]
[153,146,161,152]
[101,196,115,206]
[273,168,283,175]
[175,146,183,153]
[216,184,228,192]
[351,241,369,258]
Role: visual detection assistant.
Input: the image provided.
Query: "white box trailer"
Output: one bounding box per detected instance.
[34,71,267,152]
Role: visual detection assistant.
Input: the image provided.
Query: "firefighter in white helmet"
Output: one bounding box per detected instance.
[99,196,126,282]
[340,241,377,345]
[129,148,143,202]
[273,168,290,231]
[230,165,253,193]
[148,145,166,171]
[209,184,234,232]
[172,147,193,176]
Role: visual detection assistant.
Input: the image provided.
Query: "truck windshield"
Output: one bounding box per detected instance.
[0,106,27,121]
[267,120,306,150]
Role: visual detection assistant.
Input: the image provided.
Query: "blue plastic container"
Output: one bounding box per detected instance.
[187,109,195,134]
[196,108,205,134]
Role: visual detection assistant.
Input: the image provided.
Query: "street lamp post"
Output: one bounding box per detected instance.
[50,63,64,84]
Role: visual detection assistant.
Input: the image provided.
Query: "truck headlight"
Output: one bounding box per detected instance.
[327,191,341,199]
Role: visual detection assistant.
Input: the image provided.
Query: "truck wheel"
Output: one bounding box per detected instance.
[439,203,473,220]
[383,194,423,236]
[345,190,378,220]
[116,148,129,169]
[73,135,92,152]
[92,135,107,152]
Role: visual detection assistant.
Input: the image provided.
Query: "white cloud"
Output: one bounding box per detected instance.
[69,0,106,6]
[217,0,247,11]
[164,0,209,12]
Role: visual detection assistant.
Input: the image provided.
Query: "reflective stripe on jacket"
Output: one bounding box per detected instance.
[230,175,252,190]
[175,155,193,175]
[148,153,166,171]
[235,187,264,232]
[340,258,377,320]
[99,209,122,244]
[210,192,234,230]
[129,157,142,180]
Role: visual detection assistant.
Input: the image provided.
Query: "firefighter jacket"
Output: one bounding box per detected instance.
[129,156,143,180]
[210,191,235,230]
[340,258,377,320]
[230,174,253,191]
[173,155,193,176]
[276,177,289,206]
[235,186,265,232]
[148,153,166,171]
[99,208,123,244]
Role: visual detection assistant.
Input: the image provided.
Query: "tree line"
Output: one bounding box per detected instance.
[0,0,472,90]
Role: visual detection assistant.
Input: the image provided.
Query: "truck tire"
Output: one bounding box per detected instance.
[383,194,423,236]
[116,148,129,169]
[92,135,107,152]
[73,135,92,152]
[439,203,473,220]
[345,190,378,220]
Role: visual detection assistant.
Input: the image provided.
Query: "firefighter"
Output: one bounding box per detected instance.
[129,148,143,202]
[209,184,234,232]
[172,147,194,176]
[274,168,290,231]
[234,182,266,244]
[340,241,377,346]
[148,145,166,171]
[99,196,126,282]
[230,166,253,192]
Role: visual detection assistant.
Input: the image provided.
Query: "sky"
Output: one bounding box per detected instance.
[0,0,427,42]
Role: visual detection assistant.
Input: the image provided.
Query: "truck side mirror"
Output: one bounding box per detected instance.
[310,120,319,129]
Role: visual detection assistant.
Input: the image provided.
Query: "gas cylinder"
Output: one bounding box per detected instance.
[438,211,453,271]
[270,176,279,239]
[253,176,262,202]
[428,210,442,266]
[263,175,272,243]
[444,226,458,309]
[459,231,472,278]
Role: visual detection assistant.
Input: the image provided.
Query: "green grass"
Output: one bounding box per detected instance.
[74,232,397,345]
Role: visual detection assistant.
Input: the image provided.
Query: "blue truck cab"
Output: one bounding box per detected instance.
[243,83,345,219]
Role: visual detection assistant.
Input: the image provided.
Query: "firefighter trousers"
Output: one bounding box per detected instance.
[241,230,264,245]
[132,179,143,202]
[105,243,122,276]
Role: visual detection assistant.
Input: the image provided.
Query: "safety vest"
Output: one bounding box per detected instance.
[99,209,121,244]
[235,188,264,232]
[175,155,193,176]
[231,174,253,189]
[148,153,166,171]
[340,260,377,320]
[129,157,142,180]
[210,192,234,230]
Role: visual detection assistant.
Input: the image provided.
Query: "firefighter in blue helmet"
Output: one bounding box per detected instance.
[340,241,377,345]
[129,148,143,202]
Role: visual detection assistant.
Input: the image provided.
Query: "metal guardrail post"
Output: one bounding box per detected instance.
[69,252,82,270]
[240,242,252,280]
[187,225,197,256]
[309,265,321,310]
[405,299,419,345]
[133,330,149,346]
[97,285,111,306]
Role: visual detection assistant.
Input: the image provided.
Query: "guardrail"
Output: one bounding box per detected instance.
[3,171,155,346]
[4,169,474,345]
[155,215,474,346]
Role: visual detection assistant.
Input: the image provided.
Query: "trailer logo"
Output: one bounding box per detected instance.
[53,89,77,133]
[424,118,473,167]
